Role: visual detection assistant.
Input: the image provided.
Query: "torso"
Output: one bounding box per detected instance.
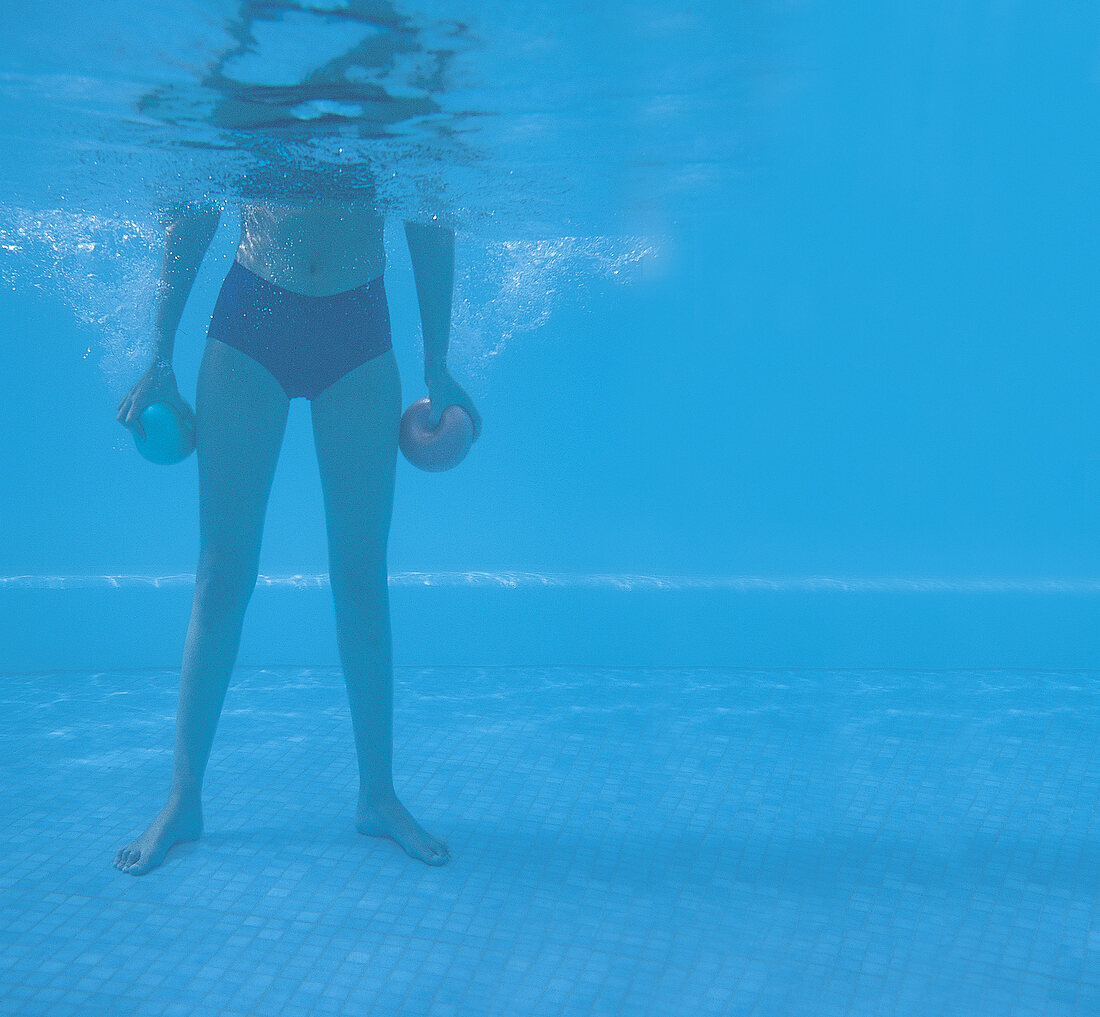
[235,201,386,296]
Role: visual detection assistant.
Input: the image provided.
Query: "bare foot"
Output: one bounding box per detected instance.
[114,799,203,876]
[356,792,450,866]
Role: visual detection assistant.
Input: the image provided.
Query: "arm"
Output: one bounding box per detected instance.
[152,202,223,366]
[117,202,221,437]
[404,221,482,439]
[404,220,453,385]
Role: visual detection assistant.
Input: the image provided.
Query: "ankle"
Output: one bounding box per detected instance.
[358,783,397,806]
[166,790,203,812]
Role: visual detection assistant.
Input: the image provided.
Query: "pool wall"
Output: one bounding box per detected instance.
[4,581,1100,671]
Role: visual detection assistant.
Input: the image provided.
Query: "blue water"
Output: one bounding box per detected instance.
[2,1,1100,1014]
[2,2,1098,585]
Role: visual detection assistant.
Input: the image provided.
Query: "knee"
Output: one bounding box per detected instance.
[329,556,388,607]
[194,549,260,616]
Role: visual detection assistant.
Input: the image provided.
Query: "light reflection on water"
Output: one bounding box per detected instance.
[0,0,761,231]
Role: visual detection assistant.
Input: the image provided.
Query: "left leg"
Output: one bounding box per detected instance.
[310,348,449,865]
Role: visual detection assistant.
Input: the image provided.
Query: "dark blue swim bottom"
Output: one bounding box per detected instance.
[207,260,392,400]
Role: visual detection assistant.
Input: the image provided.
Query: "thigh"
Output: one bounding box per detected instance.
[309,349,401,571]
[195,339,290,564]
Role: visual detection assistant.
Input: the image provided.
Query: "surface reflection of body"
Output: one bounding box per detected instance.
[114,201,481,875]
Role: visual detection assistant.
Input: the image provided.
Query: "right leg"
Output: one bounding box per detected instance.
[114,339,289,875]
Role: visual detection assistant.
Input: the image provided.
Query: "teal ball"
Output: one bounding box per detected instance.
[134,403,195,465]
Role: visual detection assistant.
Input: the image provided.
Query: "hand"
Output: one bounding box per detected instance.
[116,360,195,442]
[426,368,482,440]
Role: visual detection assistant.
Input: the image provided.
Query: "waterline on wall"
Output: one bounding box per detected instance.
[4,572,1100,594]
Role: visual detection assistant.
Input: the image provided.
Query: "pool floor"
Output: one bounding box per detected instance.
[1,665,1098,1016]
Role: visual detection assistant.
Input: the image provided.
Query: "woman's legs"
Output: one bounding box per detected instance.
[310,349,448,865]
[114,340,289,875]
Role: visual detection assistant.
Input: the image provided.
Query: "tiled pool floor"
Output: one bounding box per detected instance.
[1,666,1098,1016]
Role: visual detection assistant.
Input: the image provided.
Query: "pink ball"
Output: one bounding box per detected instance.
[399,399,474,472]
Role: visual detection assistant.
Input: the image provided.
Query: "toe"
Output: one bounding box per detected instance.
[429,843,450,865]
